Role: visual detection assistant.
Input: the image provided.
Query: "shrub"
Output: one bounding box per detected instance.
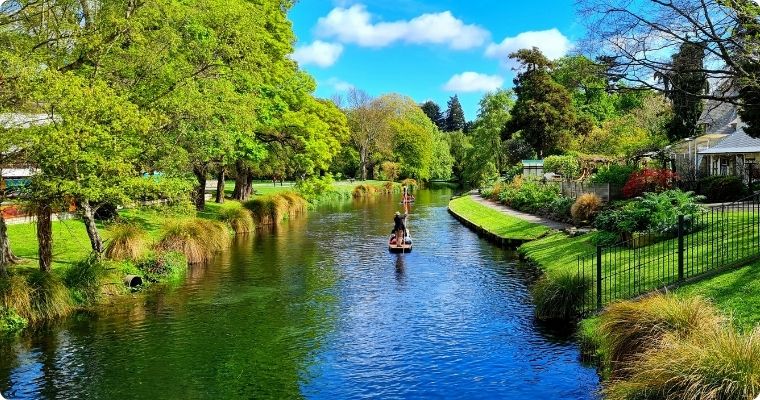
[698,175,748,203]
[595,190,704,237]
[545,197,574,222]
[26,271,74,322]
[380,161,401,182]
[597,294,723,377]
[499,178,562,213]
[156,219,230,264]
[64,255,114,304]
[218,203,254,234]
[136,252,188,282]
[401,178,418,190]
[543,155,581,180]
[105,223,147,260]
[531,272,591,321]
[622,168,678,198]
[592,164,638,186]
[591,231,622,247]
[352,184,378,198]
[295,175,333,200]
[571,193,602,222]
[0,306,27,333]
[605,328,760,400]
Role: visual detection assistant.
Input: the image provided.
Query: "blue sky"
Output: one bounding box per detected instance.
[289,0,581,120]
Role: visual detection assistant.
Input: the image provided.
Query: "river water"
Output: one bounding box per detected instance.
[0,187,599,399]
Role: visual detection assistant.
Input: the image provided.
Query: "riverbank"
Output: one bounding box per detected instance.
[447,196,551,245]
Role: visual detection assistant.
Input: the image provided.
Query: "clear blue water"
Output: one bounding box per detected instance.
[0,187,599,399]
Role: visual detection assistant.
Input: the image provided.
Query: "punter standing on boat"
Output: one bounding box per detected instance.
[393,211,406,234]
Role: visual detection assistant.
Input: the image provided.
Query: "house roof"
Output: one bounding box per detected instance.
[699,127,760,154]
[698,79,740,136]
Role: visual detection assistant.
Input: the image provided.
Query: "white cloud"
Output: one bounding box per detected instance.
[325,77,355,92]
[485,29,572,64]
[316,4,489,49]
[443,72,504,93]
[291,41,344,68]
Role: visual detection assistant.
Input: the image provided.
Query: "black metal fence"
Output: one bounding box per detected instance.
[577,192,760,314]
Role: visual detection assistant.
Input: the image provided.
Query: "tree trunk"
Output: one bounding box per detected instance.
[193,165,207,211]
[80,199,103,255]
[232,162,253,201]
[37,203,53,273]
[215,167,225,204]
[0,212,19,275]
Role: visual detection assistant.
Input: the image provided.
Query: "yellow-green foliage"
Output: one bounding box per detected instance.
[218,203,255,234]
[401,178,418,189]
[352,184,378,198]
[26,272,74,323]
[606,328,760,400]
[63,256,122,304]
[156,219,230,264]
[105,223,147,260]
[382,181,396,193]
[598,294,724,376]
[571,193,602,222]
[0,274,32,322]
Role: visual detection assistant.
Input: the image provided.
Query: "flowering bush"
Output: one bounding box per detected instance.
[622,168,679,198]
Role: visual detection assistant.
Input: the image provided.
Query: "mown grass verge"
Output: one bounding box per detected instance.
[448,195,550,241]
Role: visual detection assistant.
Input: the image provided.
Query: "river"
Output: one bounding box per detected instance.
[0,187,600,399]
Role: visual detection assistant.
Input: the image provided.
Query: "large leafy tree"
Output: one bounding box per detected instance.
[344,89,393,180]
[462,89,514,186]
[445,95,466,132]
[505,48,575,158]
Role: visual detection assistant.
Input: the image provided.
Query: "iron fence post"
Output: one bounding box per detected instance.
[677,214,685,281]
[596,245,603,310]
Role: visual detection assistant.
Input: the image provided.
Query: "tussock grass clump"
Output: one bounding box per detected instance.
[27,271,74,323]
[605,328,760,400]
[571,193,602,222]
[531,272,590,321]
[352,184,378,198]
[156,219,230,264]
[63,255,117,304]
[105,223,147,260]
[598,294,723,376]
[244,196,289,225]
[279,192,307,217]
[0,274,32,321]
[218,203,254,234]
[401,178,418,189]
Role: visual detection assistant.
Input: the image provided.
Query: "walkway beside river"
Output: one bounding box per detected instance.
[468,192,572,231]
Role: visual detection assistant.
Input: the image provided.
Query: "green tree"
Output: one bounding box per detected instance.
[445,95,466,132]
[658,41,708,141]
[420,101,445,130]
[505,48,575,157]
[553,55,617,124]
[462,89,515,186]
[430,131,454,181]
[446,131,472,182]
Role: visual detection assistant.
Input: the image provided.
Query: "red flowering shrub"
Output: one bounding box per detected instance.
[622,168,679,198]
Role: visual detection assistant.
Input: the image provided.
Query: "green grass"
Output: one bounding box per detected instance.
[448,195,551,241]
[677,259,760,331]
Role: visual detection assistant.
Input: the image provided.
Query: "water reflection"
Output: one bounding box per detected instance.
[1,188,599,399]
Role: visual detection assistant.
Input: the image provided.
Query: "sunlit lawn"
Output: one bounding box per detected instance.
[448,195,550,241]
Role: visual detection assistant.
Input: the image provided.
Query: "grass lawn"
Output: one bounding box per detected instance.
[448,195,550,241]
[222,179,386,197]
[5,200,244,274]
[677,260,760,331]
[519,232,597,275]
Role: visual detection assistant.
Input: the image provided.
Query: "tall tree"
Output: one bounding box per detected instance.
[445,95,466,132]
[420,101,445,130]
[345,89,393,180]
[658,41,708,141]
[462,89,515,186]
[505,48,575,157]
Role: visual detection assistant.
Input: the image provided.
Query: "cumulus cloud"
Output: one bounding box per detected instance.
[316,4,489,49]
[324,77,355,92]
[485,29,572,64]
[291,41,344,68]
[443,72,504,93]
